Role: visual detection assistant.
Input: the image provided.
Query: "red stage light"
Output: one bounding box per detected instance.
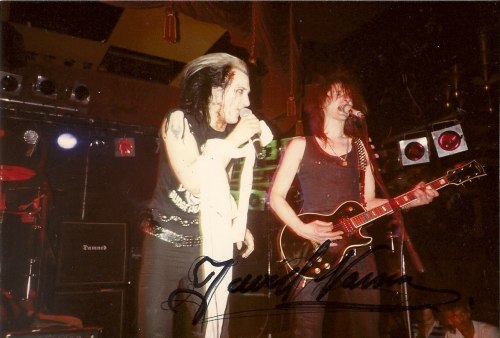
[404,142,426,161]
[431,124,468,158]
[114,138,135,157]
[437,130,462,151]
[398,135,430,166]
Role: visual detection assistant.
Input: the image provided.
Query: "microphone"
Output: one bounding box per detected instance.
[239,108,265,159]
[23,130,39,157]
[338,104,364,119]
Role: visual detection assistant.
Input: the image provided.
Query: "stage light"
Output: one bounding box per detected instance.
[33,75,57,98]
[70,82,90,104]
[431,123,468,158]
[398,134,430,166]
[114,138,135,157]
[1,71,23,95]
[57,133,78,150]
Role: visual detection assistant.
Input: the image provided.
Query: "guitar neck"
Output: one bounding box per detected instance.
[351,175,449,228]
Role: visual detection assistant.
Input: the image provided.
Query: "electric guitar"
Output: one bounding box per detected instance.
[278,160,486,279]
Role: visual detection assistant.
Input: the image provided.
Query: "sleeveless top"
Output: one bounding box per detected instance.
[297,136,361,214]
[148,111,229,234]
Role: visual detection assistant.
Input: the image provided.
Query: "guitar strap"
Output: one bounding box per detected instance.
[353,138,367,207]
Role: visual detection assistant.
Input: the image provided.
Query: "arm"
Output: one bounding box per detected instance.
[164,110,261,195]
[163,111,207,195]
[269,138,343,245]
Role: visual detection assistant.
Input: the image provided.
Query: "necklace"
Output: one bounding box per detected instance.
[326,138,349,167]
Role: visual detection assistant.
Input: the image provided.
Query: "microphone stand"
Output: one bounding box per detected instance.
[388,217,424,338]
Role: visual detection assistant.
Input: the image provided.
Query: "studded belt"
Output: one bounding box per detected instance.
[143,209,201,247]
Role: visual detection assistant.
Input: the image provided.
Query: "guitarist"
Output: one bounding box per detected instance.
[269,71,439,338]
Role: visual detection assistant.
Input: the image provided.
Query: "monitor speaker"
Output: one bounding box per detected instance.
[50,289,124,338]
[3,326,102,338]
[56,222,127,286]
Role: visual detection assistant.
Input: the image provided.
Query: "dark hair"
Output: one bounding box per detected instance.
[179,65,232,124]
[304,72,368,142]
[178,53,248,125]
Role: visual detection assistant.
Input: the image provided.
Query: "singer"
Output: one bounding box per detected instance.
[269,71,438,337]
[137,53,272,338]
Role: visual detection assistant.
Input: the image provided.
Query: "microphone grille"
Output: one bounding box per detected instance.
[23,130,39,145]
[239,108,252,117]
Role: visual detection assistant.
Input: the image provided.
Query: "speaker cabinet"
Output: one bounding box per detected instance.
[50,289,124,338]
[56,222,127,286]
[3,327,102,338]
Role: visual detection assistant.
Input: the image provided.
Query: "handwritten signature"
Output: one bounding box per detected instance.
[162,242,460,324]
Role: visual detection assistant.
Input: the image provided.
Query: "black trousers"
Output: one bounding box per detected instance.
[288,247,381,338]
[137,233,205,338]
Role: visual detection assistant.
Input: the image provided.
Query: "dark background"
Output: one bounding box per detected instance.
[1,1,498,337]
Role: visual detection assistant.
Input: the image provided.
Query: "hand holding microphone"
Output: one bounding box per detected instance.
[338,103,364,119]
[239,108,265,159]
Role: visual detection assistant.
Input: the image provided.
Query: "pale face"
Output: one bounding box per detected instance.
[322,83,353,121]
[217,68,251,125]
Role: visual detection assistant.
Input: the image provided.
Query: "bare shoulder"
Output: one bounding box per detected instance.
[285,136,306,153]
[279,136,306,164]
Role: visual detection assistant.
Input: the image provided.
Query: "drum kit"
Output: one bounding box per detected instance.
[1,164,48,328]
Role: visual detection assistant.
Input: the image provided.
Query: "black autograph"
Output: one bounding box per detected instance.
[163,241,460,324]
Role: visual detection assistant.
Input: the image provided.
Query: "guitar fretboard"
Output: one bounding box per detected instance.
[351,176,449,228]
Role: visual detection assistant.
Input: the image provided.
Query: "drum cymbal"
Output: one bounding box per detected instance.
[0,165,36,181]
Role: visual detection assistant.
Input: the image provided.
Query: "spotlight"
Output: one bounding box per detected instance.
[57,132,78,150]
[114,138,135,157]
[431,123,468,158]
[33,75,57,98]
[398,134,430,166]
[1,71,23,95]
[70,82,90,104]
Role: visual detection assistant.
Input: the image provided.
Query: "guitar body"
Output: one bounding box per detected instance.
[277,160,486,280]
[278,200,370,279]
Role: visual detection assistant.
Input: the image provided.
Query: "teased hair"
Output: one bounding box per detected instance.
[304,72,368,142]
[179,53,248,125]
[183,53,247,81]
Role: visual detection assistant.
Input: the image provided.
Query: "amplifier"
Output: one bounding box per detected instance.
[4,326,102,338]
[56,222,127,286]
[50,289,124,338]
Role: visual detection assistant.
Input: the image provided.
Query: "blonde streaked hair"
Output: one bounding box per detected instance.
[183,53,248,81]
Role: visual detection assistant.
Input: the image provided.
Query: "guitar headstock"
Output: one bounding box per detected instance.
[446,160,487,186]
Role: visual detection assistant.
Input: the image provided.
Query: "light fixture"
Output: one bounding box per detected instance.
[33,75,57,98]
[57,132,78,150]
[431,122,468,158]
[1,71,23,95]
[398,132,430,166]
[70,82,90,104]
[114,138,135,157]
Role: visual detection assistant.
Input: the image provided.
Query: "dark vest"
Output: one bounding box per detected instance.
[297,136,360,214]
[148,111,229,232]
